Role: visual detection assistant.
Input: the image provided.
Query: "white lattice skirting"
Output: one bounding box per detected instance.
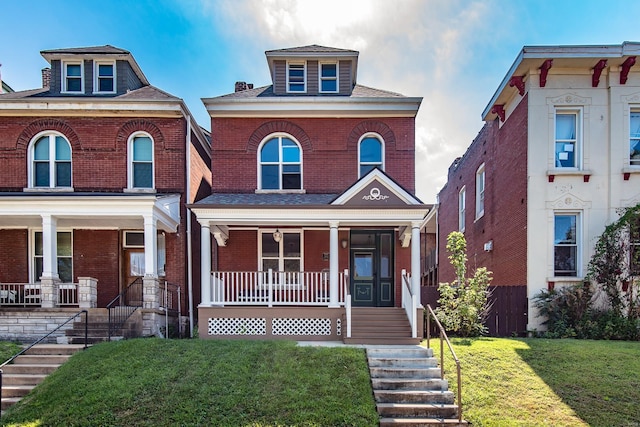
[207,317,335,336]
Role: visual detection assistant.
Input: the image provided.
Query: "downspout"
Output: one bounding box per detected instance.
[184,113,195,337]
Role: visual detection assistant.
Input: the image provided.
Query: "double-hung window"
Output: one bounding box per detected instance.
[260,231,302,284]
[128,133,154,189]
[33,231,72,282]
[475,164,485,219]
[630,111,640,166]
[30,133,72,188]
[359,135,384,177]
[555,110,580,168]
[459,187,466,231]
[319,62,338,93]
[62,61,83,93]
[287,62,306,93]
[554,214,579,277]
[259,135,301,190]
[94,61,115,93]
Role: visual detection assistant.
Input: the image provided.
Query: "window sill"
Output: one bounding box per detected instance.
[546,277,586,290]
[124,188,157,194]
[255,189,306,194]
[547,169,592,182]
[23,187,74,192]
[622,166,640,180]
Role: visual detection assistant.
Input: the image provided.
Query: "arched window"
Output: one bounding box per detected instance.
[358,134,384,177]
[29,132,72,188]
[128,132,154,189]
[259,135,302,190]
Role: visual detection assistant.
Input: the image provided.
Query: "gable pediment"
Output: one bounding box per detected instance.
[331,169,422,207]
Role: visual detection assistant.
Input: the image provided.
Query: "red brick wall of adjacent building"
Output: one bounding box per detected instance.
[210,117,416,194]
[0,229,29,282]
[437,95,528,287]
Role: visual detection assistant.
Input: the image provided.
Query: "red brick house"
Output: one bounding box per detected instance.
[0,46,210,340]
[192,45,430,343]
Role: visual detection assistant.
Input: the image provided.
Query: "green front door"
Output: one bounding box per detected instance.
[350,231,394,307]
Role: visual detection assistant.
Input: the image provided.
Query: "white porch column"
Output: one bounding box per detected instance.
[143,215,158,278]
[329,221,339,308]
[201,223,212,305]
[410,221,422,306]
[41,214,59,280]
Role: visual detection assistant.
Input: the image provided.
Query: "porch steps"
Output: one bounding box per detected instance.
[367,346,467,427]
[345,308,420,345]
[63,308,140,344]
[1,344,85,413]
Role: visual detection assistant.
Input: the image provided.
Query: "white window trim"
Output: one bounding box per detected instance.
[93,60,116,94]
[258,229,304,288]
[629,108,640,168]
[552,212,582,279]
[256,133,303,192]
[458,186,466,232]
[126,132,155,191]
[30,229,73,283]
[553,107,583,170]
[475,163,485,220]
[61,60,84,93]
[286,61,307,93]
[357,133,385,178]
[27,131,73,190]
[318,61,339,93]
[122,231,166,277]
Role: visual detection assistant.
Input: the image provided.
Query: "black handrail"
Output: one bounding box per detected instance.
[1,309,88,419]
[107,278,143,341]
[425,304,463,423]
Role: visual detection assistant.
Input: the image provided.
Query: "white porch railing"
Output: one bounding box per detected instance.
[59,283,78,306]
[210,270,347,307]
[343,269,351,338]
[401,269,418,338]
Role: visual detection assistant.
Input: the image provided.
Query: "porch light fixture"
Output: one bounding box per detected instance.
[341,239,348,249]
[273,229,282,243]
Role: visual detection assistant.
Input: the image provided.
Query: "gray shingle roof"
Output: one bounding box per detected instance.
[40,45,130,55]
[193,193,338,206]
[0,85,179,101]
[208,84,406,100]
[266,45,357,55]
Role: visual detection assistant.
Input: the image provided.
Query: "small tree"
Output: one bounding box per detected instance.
[435,231,493,337]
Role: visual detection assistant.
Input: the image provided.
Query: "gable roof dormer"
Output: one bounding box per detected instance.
[40,45,149,97]
[265,44,359,96]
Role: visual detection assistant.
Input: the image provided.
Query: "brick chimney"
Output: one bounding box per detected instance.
[235,81,253,92]
[42,67,51,88]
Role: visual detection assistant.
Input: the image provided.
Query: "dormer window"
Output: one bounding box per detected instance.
[319,62,338,93]
[62,61,83,93]
[94,61,116,93]
[287,62,306,93]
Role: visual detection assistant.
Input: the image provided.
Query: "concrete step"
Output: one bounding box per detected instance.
[23,344,86,356]
[0,363,60,375]
[374,390,455,404]
[345,337,421,345]
[1,385,35,398]
[370,367,442,379]
[368,347,434,358]
[368,357,438,368]
[12,354,72,365]
[0,373,48,386]
[1,397,21,411]
[379,417,468,426]
[371,378,449,391]
[377,403,459,418]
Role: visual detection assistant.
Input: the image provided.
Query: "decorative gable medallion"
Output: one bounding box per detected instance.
[331,168,422,207]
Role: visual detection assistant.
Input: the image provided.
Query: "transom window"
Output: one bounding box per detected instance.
[476,164,485,219]
[319,62,338,93]
[33,231,72,282]
[30,133,72,188]
[630,111,640,166]
[359,134,384,177]
[259,135,302,190]
[94,61,115,93]
[260,231,302,283]
[459,187,466,232]
[554,214,579,277]
[555,110,580,168]
[128,133,154,189]
[287,62,306,92]
[62,61,83,93]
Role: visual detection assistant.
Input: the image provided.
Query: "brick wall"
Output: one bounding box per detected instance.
[437,94,528,287]
[210,117,416,194]
[73,230,120,307]
[0,229,29,282]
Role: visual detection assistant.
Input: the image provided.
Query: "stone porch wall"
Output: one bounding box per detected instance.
[0,308,82,343]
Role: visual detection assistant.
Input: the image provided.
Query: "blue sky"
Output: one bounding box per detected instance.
[2,0,640,202]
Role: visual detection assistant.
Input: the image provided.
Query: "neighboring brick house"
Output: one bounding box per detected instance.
[0,45,211,339]
[432,42,640,333]
[192,45,430,343]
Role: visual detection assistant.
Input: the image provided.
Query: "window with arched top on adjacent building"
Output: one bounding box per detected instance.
[128,132,155,190]
[28,132,72,189]
[258,134,302,191]
[358,134,384,177]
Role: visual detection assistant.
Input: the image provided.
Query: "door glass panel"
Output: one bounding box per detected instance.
[354,253,373,279]
[380,234,391,278]
[129,252,145,276]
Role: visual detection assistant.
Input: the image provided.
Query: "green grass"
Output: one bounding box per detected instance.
[0,339,377,427]
[426,337,640,427]
[0,342,22,364]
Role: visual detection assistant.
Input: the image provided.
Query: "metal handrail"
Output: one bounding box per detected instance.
[1,309,88,419]
[107,278,143,340]
[425,304,463,423]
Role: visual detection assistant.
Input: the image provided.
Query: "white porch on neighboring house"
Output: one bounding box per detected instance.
[192,169,431,343]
